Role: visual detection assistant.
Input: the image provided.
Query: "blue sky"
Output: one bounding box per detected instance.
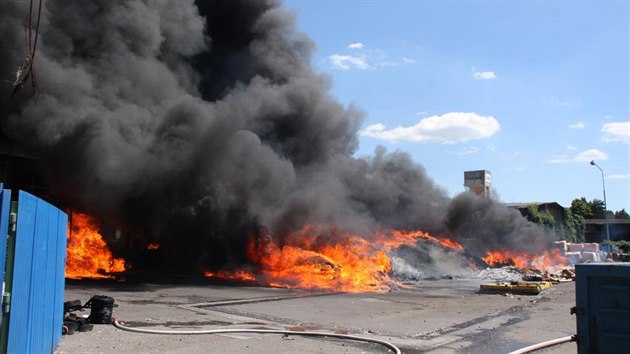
[284,0,629,213]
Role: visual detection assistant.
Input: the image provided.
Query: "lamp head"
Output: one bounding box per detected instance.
[590,160,595,166]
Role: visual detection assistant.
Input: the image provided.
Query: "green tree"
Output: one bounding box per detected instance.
[566,197,622,243]
[614,209,630,220]
[526,204,556,228]
[590,199,606,219]
[570,198,592,219]
[568,198,591,242]
[613,240,630,253]
[563,208,584,243]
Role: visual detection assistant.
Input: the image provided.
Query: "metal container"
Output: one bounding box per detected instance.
[575,263,630,354]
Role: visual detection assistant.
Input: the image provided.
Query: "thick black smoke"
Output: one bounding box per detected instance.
[0,0,555,270]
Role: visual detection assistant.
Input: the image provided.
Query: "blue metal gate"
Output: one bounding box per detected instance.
[0,189,67,354]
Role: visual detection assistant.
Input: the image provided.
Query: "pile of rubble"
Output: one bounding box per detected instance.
[477,265,576,296]
[522,266,575,283]
[469,266,524,282]
[472,265,576,283]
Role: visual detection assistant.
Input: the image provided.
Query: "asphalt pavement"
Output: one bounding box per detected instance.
[56,277,577,354]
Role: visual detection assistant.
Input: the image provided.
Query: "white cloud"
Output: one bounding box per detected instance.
[348,42,364,49]
[601,121,630,143]
[472,68,497,80]
[576,149,608,162]
[359,112,500,144]
[608,174,630,180]
[548,149,608,164]
[327,45,405,70]
[456,146,480,155]
[402,57,416,64]
[566,144,577,151]
[569,122,585,129]
[327,54,369,70]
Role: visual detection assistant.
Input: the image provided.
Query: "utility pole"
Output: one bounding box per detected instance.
[590,160,611,248]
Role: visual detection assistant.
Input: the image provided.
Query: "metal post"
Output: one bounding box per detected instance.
[590,160,610,245]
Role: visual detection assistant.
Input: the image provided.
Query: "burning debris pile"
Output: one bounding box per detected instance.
[1,1,564,289]
[65,213,126,280]
[201,226,569,292]
[204,227,468,292]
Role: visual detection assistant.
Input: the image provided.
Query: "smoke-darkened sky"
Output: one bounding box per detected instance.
[0,0,556,269]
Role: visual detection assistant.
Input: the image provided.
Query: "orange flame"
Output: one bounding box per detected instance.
[65,213,126,279]
[204,270,256,282]
[147,243,160,250]
[204,226,464,292]
[387,230,464,250]
[482,248,567,273]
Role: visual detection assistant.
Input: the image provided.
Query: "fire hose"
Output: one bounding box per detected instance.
[507,335,576,354]
[112,318,402,354]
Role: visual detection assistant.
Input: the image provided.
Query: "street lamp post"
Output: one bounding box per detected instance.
[590,160,610,247]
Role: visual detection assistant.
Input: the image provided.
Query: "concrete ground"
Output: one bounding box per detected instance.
[56,277,577,354]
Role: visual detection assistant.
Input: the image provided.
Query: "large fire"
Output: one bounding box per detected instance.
[204,226,466,293]
[65,212,126,279]
[65,215,568,289]
[482,248,568,273]
[204,226,570,292]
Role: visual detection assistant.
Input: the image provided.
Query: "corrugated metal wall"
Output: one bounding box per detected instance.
[3,190,67,354]
[0,185,11,283]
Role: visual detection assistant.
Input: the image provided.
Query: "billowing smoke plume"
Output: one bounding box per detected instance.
[0,0,555,270]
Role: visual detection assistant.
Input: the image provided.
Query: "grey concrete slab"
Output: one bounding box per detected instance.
[56,279,577,354]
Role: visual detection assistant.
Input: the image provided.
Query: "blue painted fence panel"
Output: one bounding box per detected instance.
[0,184,11,282]
[52,210,67,350]
[7,192,35,354]
[7,190,67,354]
